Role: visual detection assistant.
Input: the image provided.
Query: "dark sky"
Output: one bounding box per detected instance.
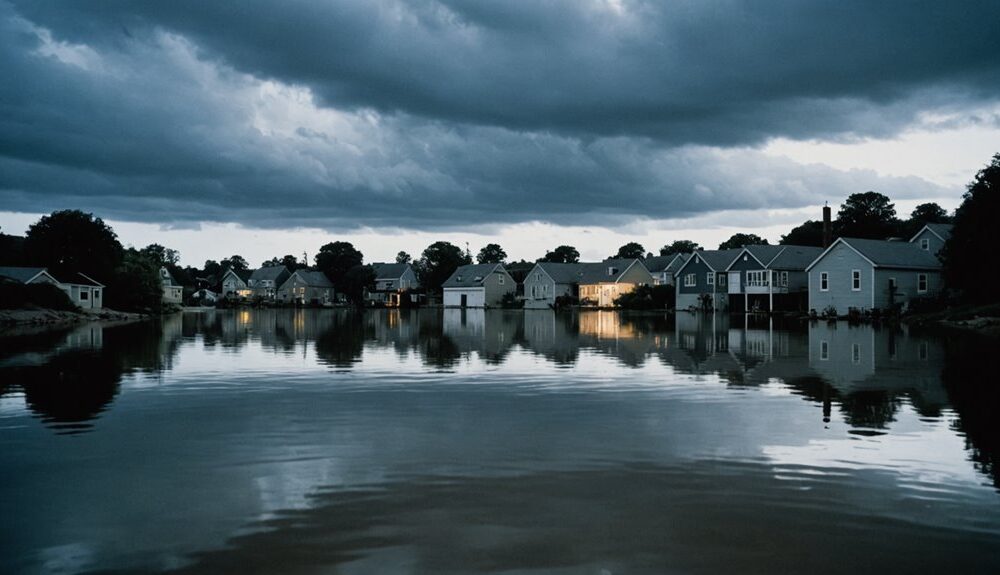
[2,0,998,231]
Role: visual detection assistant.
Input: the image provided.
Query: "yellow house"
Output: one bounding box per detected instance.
[578,259,655,308]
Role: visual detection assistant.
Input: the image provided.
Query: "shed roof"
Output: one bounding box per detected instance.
[442,264,507,288]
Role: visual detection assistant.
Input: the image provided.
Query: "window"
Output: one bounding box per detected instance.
[499,276,505,285]
[684,273,696,287]
[920,238,930,251]
[820,272,829,291]
[746,271,768,287]
[80,290,89,300]
[780,271,788,287]
[707,273,715,286]
[535,273,540,281]
[93,290,100,299]
[456,275,462,282]
[852,270,861,291]
[917,274,928,293]
[719,274,726,286]
[820,341,829,360]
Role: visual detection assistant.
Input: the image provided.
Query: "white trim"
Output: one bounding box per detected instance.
[820,271,829,291]
[917,273,928,293]
[805,237,877,272]
[683,273,696,287]
[851,269,862,291]
[706,272,715,286]
[908,224,949,244]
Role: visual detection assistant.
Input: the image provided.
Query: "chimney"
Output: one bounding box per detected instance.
[822,203,832,248]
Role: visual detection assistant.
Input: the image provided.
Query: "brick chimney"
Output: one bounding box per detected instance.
[822,203,832,248]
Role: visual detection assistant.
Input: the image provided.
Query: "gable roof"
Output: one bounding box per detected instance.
[578,259,649,284]
[806,237,942,271]
[160,267,179,287]
[909,223,954,243]
[249,266,289,282]
[642,256,675,273]
[664,253,691,274]
[284,270,333,288]
[0,266,50,284]
[221,268,252,283]
[371,262,412,280]
[56,272,104,287]
[677,249,742,274]
[532,262,587,284]
[767,245,824,270]
[442,264,508,288]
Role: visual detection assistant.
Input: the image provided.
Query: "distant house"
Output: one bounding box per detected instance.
[522,262,586,309]
[367,263,419,306]
[909,223,953,256]
[56,272,105,310]
[725,245,823,312]
[247,266,291,300]
[806,237,943,314]
[277,270,334,305]
[643,254,690,286]
[0,266,62,287]
[160,267,183,305]
[442,264,515,308]
[674,249,743,311]
[578,259,655,308]
[220,269,252,299]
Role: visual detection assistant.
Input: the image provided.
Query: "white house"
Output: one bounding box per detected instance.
[442,263,515,308]
[57,272,105,310]
[160,267,183,305]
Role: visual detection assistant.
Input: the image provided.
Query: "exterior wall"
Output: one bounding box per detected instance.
[523,268,572,309]
[61,284,102,309]
[873,269,942,310]
[400,267,418,290]
[482,270,516,305]
[27,273,60,286]
[676,255,728,310]
[911,229,947,256]
[162,284,183,304]
[580,282,637,307]
[443,288,486,308]
[277,274,333,305]
[221,273,247,298]
[726,254,766,294]
[807,243,873,313]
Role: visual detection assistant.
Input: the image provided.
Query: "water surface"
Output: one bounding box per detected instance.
[2,309,999,574]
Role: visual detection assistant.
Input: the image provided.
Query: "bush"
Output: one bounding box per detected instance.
[0,282,77,311]
[615,284,675,310]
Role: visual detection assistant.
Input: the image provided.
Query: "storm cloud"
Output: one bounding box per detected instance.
[1,1,996,229]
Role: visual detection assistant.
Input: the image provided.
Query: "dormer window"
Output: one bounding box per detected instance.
[743,254,748,261]
[920,238,930,251]
[456,276,462,282]
[607,267,617,276]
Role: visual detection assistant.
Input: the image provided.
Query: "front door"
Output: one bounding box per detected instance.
[460,294,467,308]
[728,272,741,294]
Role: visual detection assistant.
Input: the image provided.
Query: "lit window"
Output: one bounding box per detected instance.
[852,270,861,291]
[917,274,928,293]
[820,272,829,291]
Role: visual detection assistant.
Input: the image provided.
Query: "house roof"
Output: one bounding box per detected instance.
[442,264,507,288]
[743,245,786,266]
[0,266,49,284]
[371,262,411,280]
[678,249,743,274]
[286,270,333,288]
[664,253,691,274]
[578,259,648,284]
[910,223,954,243]
[222,268,252,282]
[56,272,104,287]
[160,267,179,287]
[249,266,289,282]
[533,262,588,284]
[767,246,824,270]
[642,256,675,273]
[806,237,943,271]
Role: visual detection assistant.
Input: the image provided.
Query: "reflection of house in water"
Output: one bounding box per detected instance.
[521,310,580,365]
[441,309,521,364]
[576,311,666,367]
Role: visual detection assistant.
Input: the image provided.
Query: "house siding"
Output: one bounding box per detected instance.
[443,268,515,308]
[522,267,575,309]
[911,229,947,257]
[676,255,728,310]
[873,268,942,310]
[807,243,872,313]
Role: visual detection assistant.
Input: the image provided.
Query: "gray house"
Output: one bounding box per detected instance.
[277,270,334,305]
[643,254,690,286]
[160,267,183,305]
[368,263,419,306]
[522,262,586,309]
[220,269,251,299]
[247,266,291,300]
[442,263,515,308]
[674,249,743,311]
[909,223,953,256]
[806,237,942,315]
[725,245,823,312]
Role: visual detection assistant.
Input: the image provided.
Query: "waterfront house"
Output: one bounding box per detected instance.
[806,237,942,315]
[643,254,690,286]
[0,266,62,287]
[367,263,419,306]
[247,266,291,300]
[220,269,251,299]
[160,267,183,305]
[57,272,104,309]
[442,263,515,308]
[674,249,743,311]
[578,259,655,308]
[909,223,953,256]
[277,270,334,305]
[522,262,586,309]
[725,245,823,312]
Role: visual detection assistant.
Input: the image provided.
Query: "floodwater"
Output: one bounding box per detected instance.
[1,309,999,574]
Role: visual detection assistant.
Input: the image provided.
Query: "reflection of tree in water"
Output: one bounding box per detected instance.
[18,351,122,434]
[941,333,1000,490]
[837,390,901,430]
[418,320,461,369]
[314,312,367,369]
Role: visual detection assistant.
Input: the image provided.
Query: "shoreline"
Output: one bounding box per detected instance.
[0,307,153,330]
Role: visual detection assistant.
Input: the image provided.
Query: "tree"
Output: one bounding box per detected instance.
[395,251,412,264]
[942,153,1000,303]
[476,243,507,264]
[0,227,26,266]
[659,240,701,256]
[415,241,471,293]
[261,257,281,267]
[339,264,377,307]
[718,233,769,250]
[539,245,580,263]
[280,254,304,270]
[315,241,364,286]
[779,220,825,247]
[221,255,249,273]
[836,191,899,239]
[24,210,124,284]
[613,242,645,259]
[202,260,222,278]
[106,249,162,313]
[139,244,179,267]
[901,202,952,238]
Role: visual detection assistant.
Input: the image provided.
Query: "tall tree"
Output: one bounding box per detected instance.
[901,202,952,238]
[202,260,222,278]
[221,255,249,273]
[279,254,304,270]
[395,251,412,264]
[836,191,899,239]
[261,257,281,267]
[779,220,825,247]
[718,233,769,250]
[415,241,471,293]
[659,240,701,256]
[340,264,377,307]
[942,153,1000,302]
[139,244,180,267]
[613,242,645,259]
[314,241,363,286]
[476,243,507,264]
[539,245,580,263]
[24,210,123,283]
[106,249,163,312]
